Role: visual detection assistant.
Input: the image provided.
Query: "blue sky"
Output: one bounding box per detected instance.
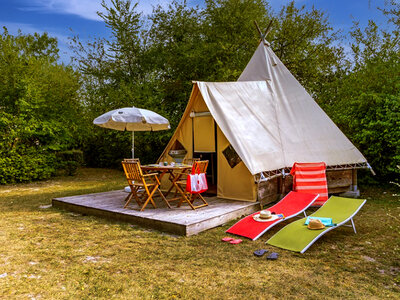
[0,0,392,64]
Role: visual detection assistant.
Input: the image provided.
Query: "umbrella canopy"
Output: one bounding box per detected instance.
[93,107,170,131]
[93,107,170,158]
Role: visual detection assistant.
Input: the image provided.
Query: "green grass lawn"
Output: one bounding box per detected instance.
[0,168,399,299]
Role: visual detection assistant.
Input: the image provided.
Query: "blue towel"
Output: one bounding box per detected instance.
[304,217,336,227]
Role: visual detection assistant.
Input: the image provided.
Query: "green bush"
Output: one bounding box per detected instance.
[332,92,399,180]
[0,153,56,184]
[55,150,84,176]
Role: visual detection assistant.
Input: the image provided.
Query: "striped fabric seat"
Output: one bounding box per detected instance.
[290,162,328,206]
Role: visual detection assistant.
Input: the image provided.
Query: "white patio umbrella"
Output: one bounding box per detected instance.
[93,106,170,158]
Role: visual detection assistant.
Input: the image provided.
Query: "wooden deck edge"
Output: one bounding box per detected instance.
[53,190,124,201]
[185,202,259,236]
[52,198,187,236]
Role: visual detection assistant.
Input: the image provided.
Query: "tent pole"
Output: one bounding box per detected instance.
[132,131,135,158]
[263,20,273,39]
[253,20,262,37]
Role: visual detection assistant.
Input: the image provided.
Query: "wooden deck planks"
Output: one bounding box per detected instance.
[52,190,259,236]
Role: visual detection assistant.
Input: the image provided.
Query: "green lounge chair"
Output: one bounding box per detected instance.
[266,196,366,253]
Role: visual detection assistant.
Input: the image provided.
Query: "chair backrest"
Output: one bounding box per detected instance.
[123,158,140,163]
[192,160,208,174]
[121,160,144,183]
[183,158,200,165]
[290,162,328,206]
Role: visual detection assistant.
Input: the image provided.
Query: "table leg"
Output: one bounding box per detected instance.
[164,170,179,197]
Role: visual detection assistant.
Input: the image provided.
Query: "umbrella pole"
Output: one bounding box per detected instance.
[132,131,135,158]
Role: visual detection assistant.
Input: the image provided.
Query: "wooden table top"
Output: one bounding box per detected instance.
[141,164,191,171]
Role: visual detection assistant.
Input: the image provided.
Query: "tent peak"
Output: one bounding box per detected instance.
[254,20,273,44]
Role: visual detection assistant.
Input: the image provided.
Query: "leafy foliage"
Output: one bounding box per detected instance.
[0,28,82,183]
[55,150,84,176]
[0,153,56,184]
[323,1,400,180]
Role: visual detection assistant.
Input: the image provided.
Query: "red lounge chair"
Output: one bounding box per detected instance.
[226,191,318,241]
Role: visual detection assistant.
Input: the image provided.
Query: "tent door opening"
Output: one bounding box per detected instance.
[193,152,217,195]
[192,113,217,195]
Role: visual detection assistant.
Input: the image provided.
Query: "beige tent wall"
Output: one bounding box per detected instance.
[158,85,256,201]
[158,112,193,190]
[216,127,257,201]
[192,91,215,152]
[194,116,215,152]
[158,87,210,190]
[157,87,198,190]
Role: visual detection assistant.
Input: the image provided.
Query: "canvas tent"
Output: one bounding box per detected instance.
[158,40,368,202]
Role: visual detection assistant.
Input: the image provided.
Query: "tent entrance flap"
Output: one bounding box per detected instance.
[194,152,217,195]
[192,112,217,195]
[193,115,215,152]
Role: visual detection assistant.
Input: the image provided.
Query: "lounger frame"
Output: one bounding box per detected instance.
[299,199,366,253]
[251,194,319,241]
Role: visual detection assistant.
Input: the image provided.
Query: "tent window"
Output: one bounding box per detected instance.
[168,140,187,162]
[170,140,186,151]
[223,145,242,168]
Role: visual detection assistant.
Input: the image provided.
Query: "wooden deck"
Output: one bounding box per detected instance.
[52,190,259,236]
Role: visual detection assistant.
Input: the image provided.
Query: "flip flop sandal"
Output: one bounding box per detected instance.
[230,239,243,244]
[266,252,279,260]
[221,237,234,242]
[253,249,268,257]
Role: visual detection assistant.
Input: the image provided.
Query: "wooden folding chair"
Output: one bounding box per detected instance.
[122,158,144,198]
[121,160,171,211]
[123,158,140,163]
[172,160,209,210]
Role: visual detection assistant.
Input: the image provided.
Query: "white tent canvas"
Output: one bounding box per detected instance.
[195,40,366,175]
[239,40,367,173]
[197,79,367,175]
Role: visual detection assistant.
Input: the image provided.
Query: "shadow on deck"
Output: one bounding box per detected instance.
[52,190,259,236]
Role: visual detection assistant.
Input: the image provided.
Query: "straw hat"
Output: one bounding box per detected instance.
[307,219,325,230]
[260,210,272,219]
[253,210,280,222]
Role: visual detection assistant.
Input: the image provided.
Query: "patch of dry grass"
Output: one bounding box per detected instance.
[0,168,399,299]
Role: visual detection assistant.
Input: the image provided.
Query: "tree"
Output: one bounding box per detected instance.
[71,0,168,166]
[0,28,82,183]
[268,2,344,99]
[325,1,400,180]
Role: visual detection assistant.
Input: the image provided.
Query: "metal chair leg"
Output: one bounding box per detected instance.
[351,218,357,234]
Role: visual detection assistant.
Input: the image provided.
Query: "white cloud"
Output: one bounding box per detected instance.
[18,0,171,22]
[19,0,105,21]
